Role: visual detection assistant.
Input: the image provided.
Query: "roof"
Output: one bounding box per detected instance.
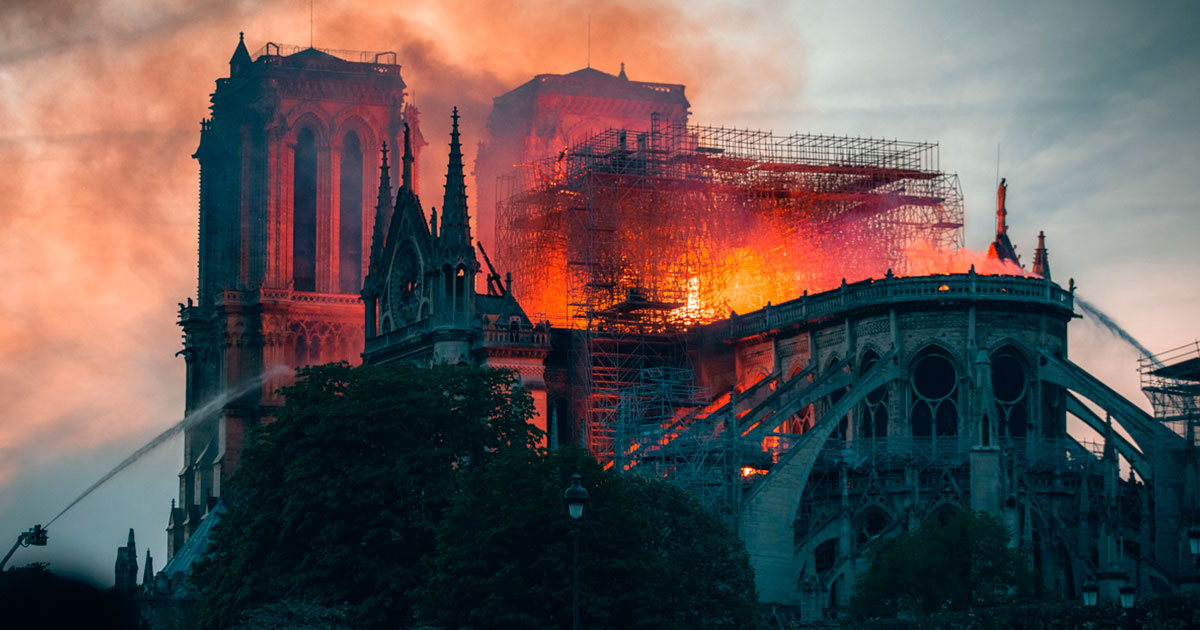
[477,292,533,326]
[160,504,223,579]
[498,66,689,108]
[1150,355,1200,381]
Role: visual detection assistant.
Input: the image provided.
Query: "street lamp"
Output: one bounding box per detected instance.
[1081,579,1099,607]
[1118,583,1136,609]
[564,473,588,519]
[563,474,588,630]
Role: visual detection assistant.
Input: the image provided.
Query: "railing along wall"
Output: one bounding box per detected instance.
[718,271,1073,341]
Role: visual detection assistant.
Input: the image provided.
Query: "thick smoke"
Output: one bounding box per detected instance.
[0,0,801,504]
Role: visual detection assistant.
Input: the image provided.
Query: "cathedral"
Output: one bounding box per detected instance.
[147,35,1199,624]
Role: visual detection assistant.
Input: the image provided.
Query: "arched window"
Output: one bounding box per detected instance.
[854,506,890,549]
[826,357,849,441]
[338,131,364,293]
[859,350,889,440]
[293,128,318,291]
[911,350,958,441]
[990,347,1029,439]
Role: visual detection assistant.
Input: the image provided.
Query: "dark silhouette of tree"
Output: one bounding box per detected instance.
[850,508,1035,620]
[421,446,760,630]
[191,362,539,629]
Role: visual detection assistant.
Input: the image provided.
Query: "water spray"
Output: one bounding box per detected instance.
[44,365,292,528]
[1074,295,1164,369]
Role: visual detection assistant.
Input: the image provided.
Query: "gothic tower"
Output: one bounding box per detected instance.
[169,35,424,559]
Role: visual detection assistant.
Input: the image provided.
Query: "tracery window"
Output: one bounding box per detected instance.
[990,347,1028,438]
[910,350,958,439]
[859,350,889,439]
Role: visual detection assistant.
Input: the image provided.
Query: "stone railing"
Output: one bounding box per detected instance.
[718,272,1073,340]
[259,288,362,306]
[481,325,550,348]
[799,436,1101,472]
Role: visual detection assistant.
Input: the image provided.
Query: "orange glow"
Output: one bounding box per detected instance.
[740,466,766,477]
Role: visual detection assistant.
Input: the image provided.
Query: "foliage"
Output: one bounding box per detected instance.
[842,592,1200,630]
[191,362,539,629]
[228,599,354,630]
[849,508,1035,619]
[420,446,760,630]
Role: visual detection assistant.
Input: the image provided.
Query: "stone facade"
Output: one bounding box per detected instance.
[651,272,1186,619]
[362,111,551,436]
[169,37,423,559]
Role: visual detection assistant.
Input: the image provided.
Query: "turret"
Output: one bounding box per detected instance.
[229,32,252,76]
[114,528,138,593]
[1032,231,1051,280]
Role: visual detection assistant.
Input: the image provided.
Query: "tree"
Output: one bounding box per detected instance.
[420,446,760,630]
[191,362,539,629]
[849,508,1035,620]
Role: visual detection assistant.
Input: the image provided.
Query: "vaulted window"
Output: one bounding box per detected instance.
[293,128,318,291]
[338,131,364,293]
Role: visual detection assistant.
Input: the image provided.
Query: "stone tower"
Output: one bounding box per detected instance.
[475,64,690,261]
[169,35,423,559]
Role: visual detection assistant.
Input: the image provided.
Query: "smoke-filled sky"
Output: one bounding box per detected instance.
[1,0,1197,584]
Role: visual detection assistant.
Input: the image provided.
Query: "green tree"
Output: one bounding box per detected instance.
[849,508,1035,620]
[420,446,760,630]
[191,362,539,629]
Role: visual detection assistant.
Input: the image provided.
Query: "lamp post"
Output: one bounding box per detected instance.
[564,473,588,630]
[1082,579,1099,607]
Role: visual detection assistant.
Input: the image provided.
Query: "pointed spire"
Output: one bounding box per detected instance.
[440,107,471,251]
[143,549,154,590]
[618,62,628,80]
[230,32,252,76]
[1032,230,1051,280]
[402,122,414,191]
[367,142,392,280]
[377,141,391,207]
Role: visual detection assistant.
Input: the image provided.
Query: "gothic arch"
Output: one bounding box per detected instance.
[857,347,889,439]
[908,344,961,441]
[292,125,320,291]
[989,343,1031,438]
[331,112,379,153]
[337,127,367,293]
[286,109,331,148]
[852,504,892,550]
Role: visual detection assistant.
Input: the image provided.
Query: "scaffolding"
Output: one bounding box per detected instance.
[496,120,965,463]
[1141,340,1200,443]
[616,367,743,521]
